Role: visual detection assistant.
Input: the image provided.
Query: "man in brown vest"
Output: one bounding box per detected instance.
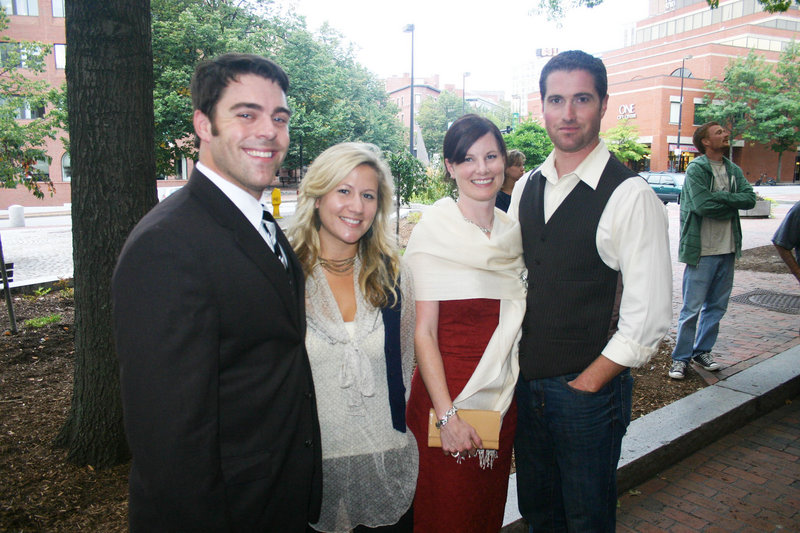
[509,50,672,532]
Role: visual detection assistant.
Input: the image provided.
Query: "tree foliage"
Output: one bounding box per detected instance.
[701,51,772,159]
[415,91,514,162]
[749,42,800,182]
[600,119,650,165]
[409,162,457,205]
[503,120,553,170]
[275,23,403,171]
[385,150,426,206]
[702,46,800,180]
[706,0,799,11]
[535,0,799,21]
[0,12,64,198]
[476,102,513,136]
[414,91,465,161]
[151,1,403,177]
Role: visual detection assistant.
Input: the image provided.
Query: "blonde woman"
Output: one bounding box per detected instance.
[288,143,417,533]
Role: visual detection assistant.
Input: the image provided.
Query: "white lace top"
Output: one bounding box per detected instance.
[306,258,418,532]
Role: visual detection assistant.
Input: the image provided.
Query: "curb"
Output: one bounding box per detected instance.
[500,344,800,531]
[616,344,800,491]
[0,210,71,220]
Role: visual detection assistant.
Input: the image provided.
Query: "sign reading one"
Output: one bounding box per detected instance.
[617,103,637,120]
[536,48,558,58]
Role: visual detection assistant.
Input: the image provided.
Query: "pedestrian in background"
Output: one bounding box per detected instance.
[669,121,756,380]
[772,200,800,286]
[495,149,526,212]
[772,200,800,336]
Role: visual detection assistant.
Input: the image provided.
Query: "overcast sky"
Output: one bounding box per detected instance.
[282,0,650,96]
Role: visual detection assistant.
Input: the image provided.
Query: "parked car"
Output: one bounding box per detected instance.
[639,171,685,204]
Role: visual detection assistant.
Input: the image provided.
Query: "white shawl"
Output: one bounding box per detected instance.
[404,197,527,416]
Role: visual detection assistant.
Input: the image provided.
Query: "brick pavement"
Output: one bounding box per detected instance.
[610,201,800,533]
[617,394,800,532]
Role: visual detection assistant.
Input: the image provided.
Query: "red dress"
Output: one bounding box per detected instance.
[406,299,517,533]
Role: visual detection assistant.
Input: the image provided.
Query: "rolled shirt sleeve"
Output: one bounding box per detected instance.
[597,177,673,368]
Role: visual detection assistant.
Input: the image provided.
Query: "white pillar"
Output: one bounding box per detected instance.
[8,205,25,227]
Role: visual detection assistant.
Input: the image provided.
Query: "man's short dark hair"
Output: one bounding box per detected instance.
[191,53,289,123]
[693,121,720,154]
[539,50,607,102]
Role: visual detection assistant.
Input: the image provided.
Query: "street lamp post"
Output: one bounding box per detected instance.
[676,55,692,172]
[462,71,470,115]
[401,24,415,238]
[404,24,415,157]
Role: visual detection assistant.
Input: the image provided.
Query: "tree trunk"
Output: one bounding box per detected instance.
[776,151,783,182]
[55,0,157,467]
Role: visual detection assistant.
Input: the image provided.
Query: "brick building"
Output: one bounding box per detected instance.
[1,0,188,209]
[2,0,71,206]
[527,0,800,182]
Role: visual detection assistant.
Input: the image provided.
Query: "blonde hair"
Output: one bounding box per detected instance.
[288,143,400,308]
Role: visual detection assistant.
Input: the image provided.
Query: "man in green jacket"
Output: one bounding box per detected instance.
[669,121,756,379]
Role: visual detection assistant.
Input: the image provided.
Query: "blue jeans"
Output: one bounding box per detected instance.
[672,253,735,363]
[514,370,633,532]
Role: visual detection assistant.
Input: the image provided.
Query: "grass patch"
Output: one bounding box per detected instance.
[23,314,62,328]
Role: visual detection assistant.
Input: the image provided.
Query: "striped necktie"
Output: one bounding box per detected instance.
[262,210,288,270]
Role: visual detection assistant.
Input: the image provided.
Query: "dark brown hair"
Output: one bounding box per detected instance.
[693,121,720,154]
[190,53,289,146]
[539,50,607,102]
[442,114,507,178]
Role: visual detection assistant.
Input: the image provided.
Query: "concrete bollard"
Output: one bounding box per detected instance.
[8,205,25,227]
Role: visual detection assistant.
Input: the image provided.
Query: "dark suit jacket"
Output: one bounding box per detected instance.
[113,169,322,532]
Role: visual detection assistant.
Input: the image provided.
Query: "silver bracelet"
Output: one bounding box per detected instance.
[435,405,458,429]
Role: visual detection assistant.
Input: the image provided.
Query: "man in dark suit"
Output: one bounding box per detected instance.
[113,53,321,532]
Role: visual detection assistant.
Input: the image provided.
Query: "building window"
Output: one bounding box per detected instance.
[26,159,50,181]
[0,43,22,68]
[12,101,45,120]
[693,103,708,126]
[669,101,681,124]
[61,153,71,182]
[670,67,692,79]
[52,0,64,17]
[54,44,66,69]
[1,0,39,16]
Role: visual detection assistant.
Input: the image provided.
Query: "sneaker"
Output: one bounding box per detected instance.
[692,352,721,371]
[668,360,687,379]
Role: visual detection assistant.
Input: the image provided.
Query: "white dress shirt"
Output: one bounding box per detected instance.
[196,162,278,253]
[508,141,672,369]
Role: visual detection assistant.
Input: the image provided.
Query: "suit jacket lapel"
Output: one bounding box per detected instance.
[187,170,301,324]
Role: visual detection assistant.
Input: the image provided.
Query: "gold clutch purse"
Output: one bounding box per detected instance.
[427,408,501,450]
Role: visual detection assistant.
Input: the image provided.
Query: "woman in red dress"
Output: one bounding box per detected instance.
[404,115,527,532]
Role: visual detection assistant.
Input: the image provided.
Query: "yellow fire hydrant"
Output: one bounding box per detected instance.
[271,187,282,219]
